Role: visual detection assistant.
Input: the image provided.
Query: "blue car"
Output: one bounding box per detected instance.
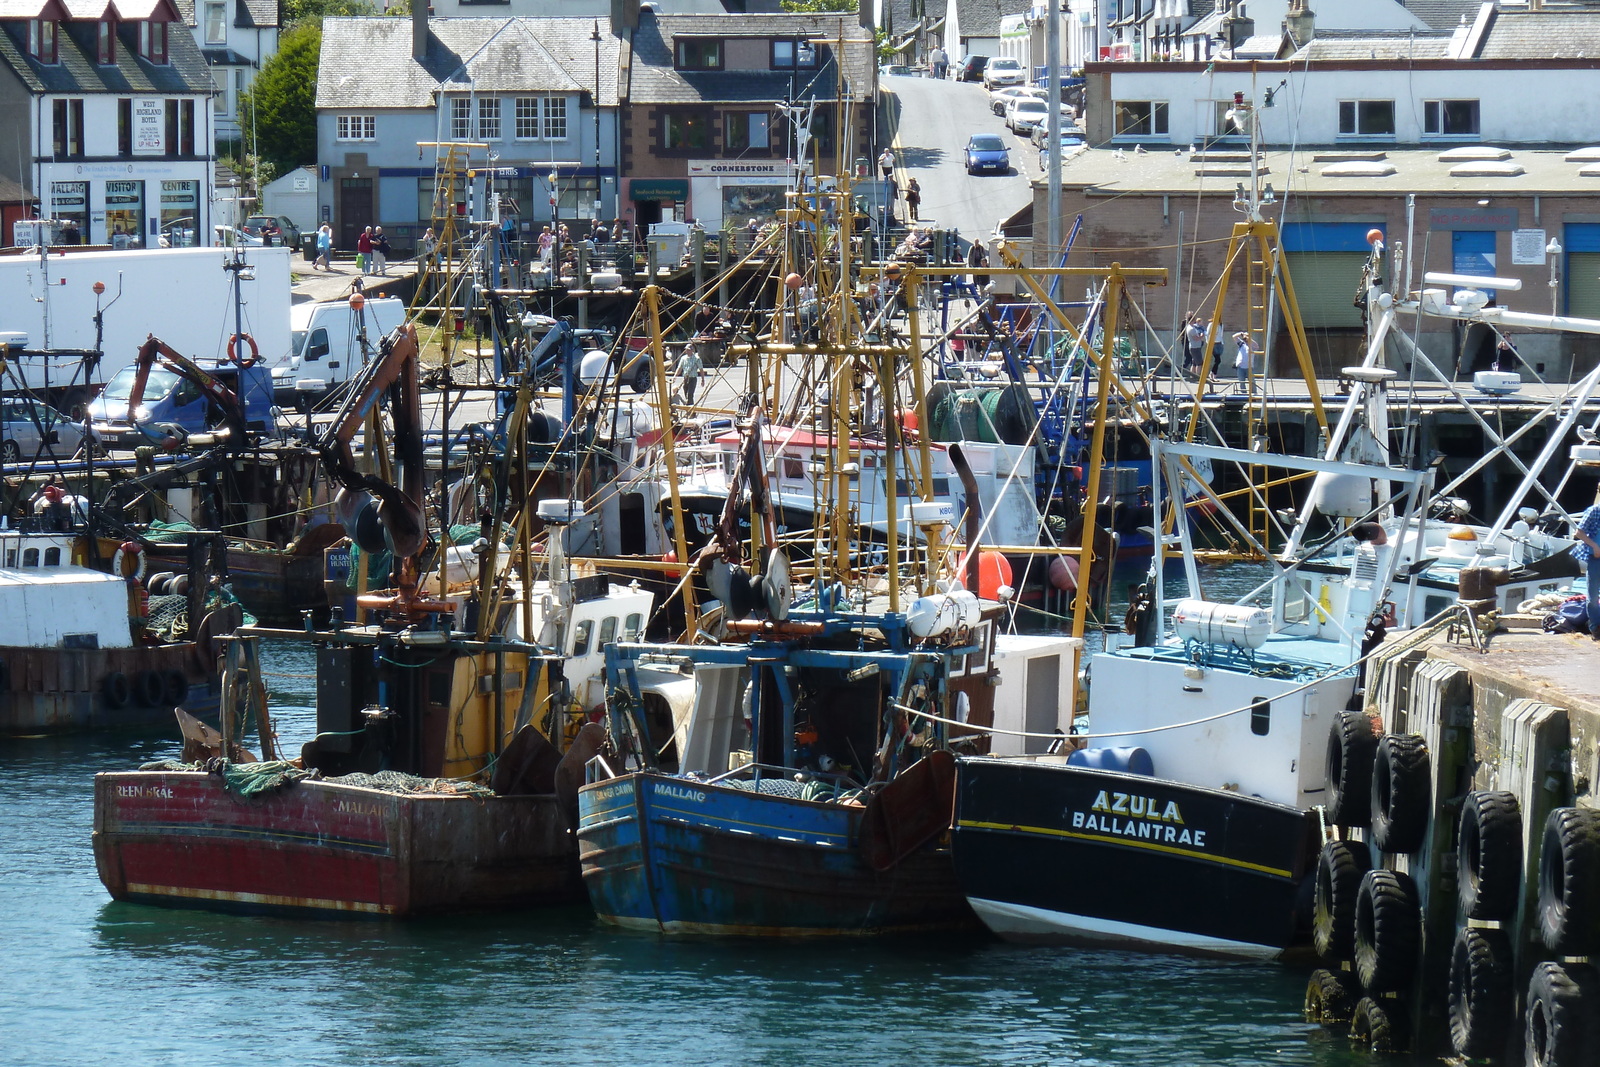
[966,133,1010,175]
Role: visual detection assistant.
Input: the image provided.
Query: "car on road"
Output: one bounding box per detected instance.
[1005,96,1050,134]
[879,63,912,77]
[1030,115,1084,147]
[965,133,1011,175]
[955,55,989,82]
[988,86,1031,115]
[214,225,265,247]
[982,57,1025,89]
[241,214,302,248]
[0,399,84,463]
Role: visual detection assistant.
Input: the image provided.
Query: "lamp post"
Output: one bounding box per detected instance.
[592,20,603,228]
[549,168,559,314]
[1547,236,1564,317]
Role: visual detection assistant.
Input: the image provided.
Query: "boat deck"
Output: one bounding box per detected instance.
[1108,631,1358,673]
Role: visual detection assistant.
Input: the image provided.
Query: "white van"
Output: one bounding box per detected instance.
[272,297,406,401]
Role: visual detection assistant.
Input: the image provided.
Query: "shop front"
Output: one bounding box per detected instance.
[627,178,689,241]
[49,181,87,243]
[158,179,200,246]
[104,179,145,248]
[686,160,796,231]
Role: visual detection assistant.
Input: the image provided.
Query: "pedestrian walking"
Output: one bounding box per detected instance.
[356,226,372,274]
[967,238,989,291]
[314,223,332,271]
[905,178,921,222]
[930,45,948,80]
[676,344,703,406]
[373,227,391,276]
[879,148,894,181]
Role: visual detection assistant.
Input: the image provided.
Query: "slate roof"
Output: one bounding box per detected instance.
[316,16,621,110]
[629,10,875,104]
[877,0,948,36]
[0,14,212,92]
[1232,32,1286,59]
[1400,0,1483,34]
[1288,28,1452,61]
[1476,10,1600,60]
[954,0,1028,40]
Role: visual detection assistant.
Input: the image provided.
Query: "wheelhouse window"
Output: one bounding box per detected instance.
[1338,100,1395,138]
[1114,100,1169,137]
[724,111,770,152]
[336,114,376,141]
[139,21,167,63]
[29,19,57,64]
[1423,99,1479,138]
[97,19,115,65]
[675,38,722,70]
[661,110,711,153]
[771,39,817,69]
[477,97,500,140]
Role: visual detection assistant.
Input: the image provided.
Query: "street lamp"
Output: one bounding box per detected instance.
[592,20,603,226]
[549,168,559,313]
[1547,235,1564,316]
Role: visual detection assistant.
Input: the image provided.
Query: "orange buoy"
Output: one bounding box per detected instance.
[1047,554,1080,593]
[1366,228,1384,246]
[784,273,804,290]
[958,549,1013,600]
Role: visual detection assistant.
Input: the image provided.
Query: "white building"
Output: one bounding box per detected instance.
[173,0,281,149]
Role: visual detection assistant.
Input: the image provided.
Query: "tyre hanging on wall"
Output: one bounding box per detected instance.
[1326,711,1379,828]
[1525,961,1600,1067]
[1350,996,1408,1054]
[1448,925,1513,1059]
[1370,733,1430,854]
[1538,806,1600,956]
[1304,968,1354,1026]
[1313,839,1371,961]
[133,670,164,708]
[101,672,130,709]
[1354,868,1421,993]
[1458,789,1522,921]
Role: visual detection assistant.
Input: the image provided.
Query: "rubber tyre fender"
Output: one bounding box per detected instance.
[1349,995,1408,1054]
[1448,925,1513,1059]
[1525,961,1600,1067]
[1325,711,1378,828]
[102,671,131,709]
[1458,789,1522,921]
[0,658,9,692]
[1370,733,1430,854]
[1313,839,1371,962]
[1354,868,1421,994]
[133,669,164,708]
[1304,968,1354,1026]
[160,669,189,707]
[1538,806,1600,956]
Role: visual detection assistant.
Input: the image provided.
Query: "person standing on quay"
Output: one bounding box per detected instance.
[1232,331,1259,391]
[1573,489,1600,639]
[1182,313,1204,375]
[905,178,921,222]
[676,344,703,406]
[373,227,391,276]
[879,147,894,181]
[314,223,332,271]
[356,226,372,274]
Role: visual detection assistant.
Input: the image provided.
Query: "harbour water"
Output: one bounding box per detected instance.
[1,567,1424,1066]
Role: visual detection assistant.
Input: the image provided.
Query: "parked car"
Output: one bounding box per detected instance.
[982,57,1025,89]
[159,217,199,247]
[241,214,302,248]
[1006,97,1051,133]
[879,63,912,77]
[0,399,85,463]
[214,225,265,247]
[1037,131,1088,168]
[965,133,1011,175]
[988,86,1031,115]
[955,55,989,82]
[1030,115,1084,147]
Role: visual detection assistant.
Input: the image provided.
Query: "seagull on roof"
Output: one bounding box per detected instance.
[1134,144,1145,154]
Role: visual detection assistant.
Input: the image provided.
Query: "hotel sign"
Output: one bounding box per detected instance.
[133,99,164,155]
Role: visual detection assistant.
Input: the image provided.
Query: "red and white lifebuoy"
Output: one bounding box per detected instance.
[227,332,260,367]
[112,541,146,582]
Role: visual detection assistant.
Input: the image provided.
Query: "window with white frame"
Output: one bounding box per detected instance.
[515,97,540,139]
[337,114,376,141]
[543,97,567,140]
[204,2,226,45]
[1423,99,1479,138]
[478,98,500,140]
[29,19,57,63]
[1113,100,1168,137]
[1338,100,1395,137]
[139,20,167,63]
[451,97,471,139]
[213,70,226,113]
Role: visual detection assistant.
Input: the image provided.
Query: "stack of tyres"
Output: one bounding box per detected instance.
[1448,791,1520,1061]
[1524,806,1600,1067]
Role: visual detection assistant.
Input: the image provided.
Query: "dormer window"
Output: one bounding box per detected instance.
[29,19,57,63]
[98,19,116,65]
[771,39,816,69]
[140,22,168,64]
[675,39,721,71]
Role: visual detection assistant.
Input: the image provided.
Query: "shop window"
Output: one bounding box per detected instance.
[140,21,167,64]
[1423,100,1479,138]
[478,98,500,140]
[1338,100,1395,138]
[105,179,145,248]
[676,38,721,70]
[662,111,711,153]
[725,111,771,153]
[1114,100,1168,137]
[29,19,57,63]
[159,180,199,246]
[337,114,376,141]
[52,99,84,158]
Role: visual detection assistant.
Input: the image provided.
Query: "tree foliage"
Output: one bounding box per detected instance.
[779,0,858,12]
[239,22,321,183]
[283,0,377,30]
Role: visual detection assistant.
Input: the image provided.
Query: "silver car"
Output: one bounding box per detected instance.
[0,399,85,463]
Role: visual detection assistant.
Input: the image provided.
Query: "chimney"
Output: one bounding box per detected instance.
[612,0,641,33]
[1284,0,1314,47]
[412,2,428,61]
[1222,2,1254,49]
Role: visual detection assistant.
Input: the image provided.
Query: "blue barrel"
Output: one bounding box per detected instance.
[1067,746,1156,776]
